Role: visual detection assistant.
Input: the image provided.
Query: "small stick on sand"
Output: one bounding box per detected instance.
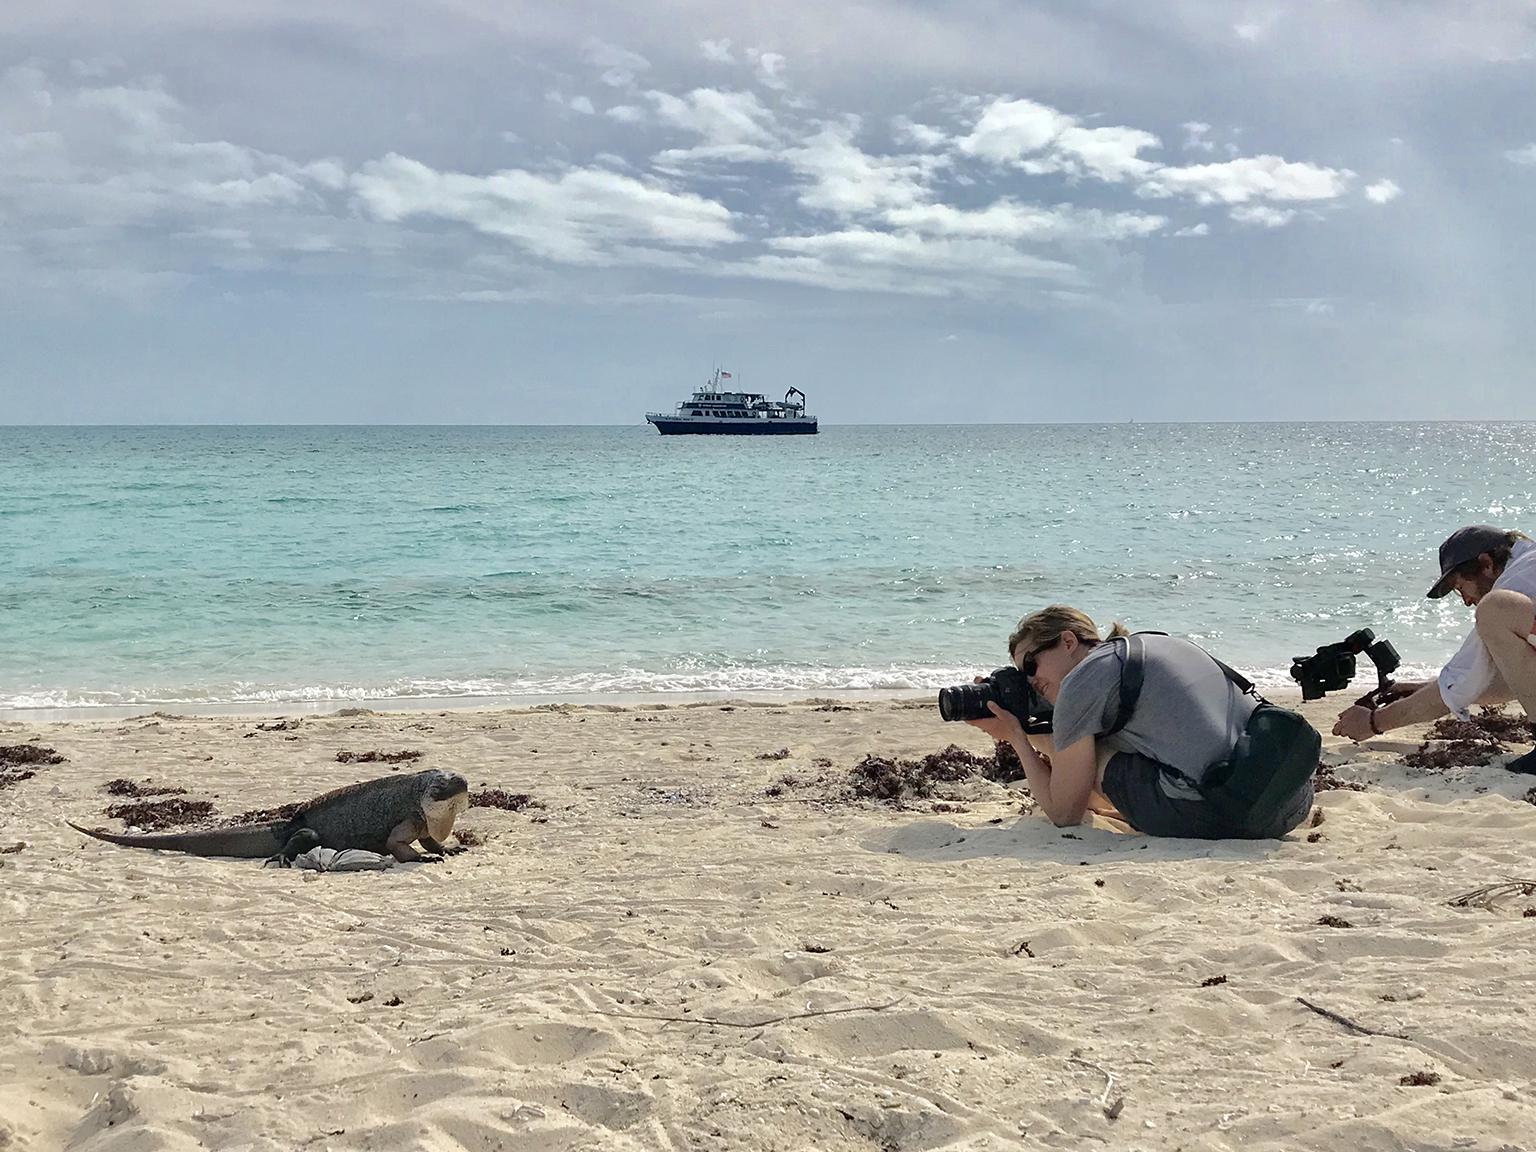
[1295,997,1409,1040]
[1448,879,1536,910]
[1069,1056,1125,1120]
[595,997,905,1029]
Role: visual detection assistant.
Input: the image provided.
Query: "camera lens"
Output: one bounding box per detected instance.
[937,683,991,722]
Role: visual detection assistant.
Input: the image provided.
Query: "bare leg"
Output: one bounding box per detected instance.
[1475,590,1536,720]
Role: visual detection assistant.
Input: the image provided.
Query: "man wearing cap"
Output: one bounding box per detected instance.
[1333,526,1536,772]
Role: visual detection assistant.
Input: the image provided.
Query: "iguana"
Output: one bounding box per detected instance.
[68,769,470,863]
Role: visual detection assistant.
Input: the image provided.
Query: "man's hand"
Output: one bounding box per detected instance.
[965,701,1026,747]
[1332,704,1377,743]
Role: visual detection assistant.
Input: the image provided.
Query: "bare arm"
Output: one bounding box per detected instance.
[968,704,1096,826]
[1333,680,1448,741]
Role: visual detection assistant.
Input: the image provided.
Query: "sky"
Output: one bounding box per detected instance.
[1,1,1533,424]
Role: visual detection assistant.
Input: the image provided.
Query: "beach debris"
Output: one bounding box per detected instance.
[383,995,404,1006]
[336,749,422,764]
[801,943,833,954]
[756,748,792,760]
[227,801,301,824]
[0,744,65,790]
[594,996,904,1029]
[1403,707,1530,771]
[1447,878,1536,911]
[1010,940,1035,958]
[1317,915,1355,929]
[104,779,187,798]
[1399,1070,1441,1087]
[347,992,373,1003]
[1201,975,1229,987]
[848,743,1021,802]
[469,789,540,812]
[0,842,26,855]
[1068,1056,1125,1121]
[453,827,484,847]
[0,744,65,766]
[1295,997,1409,1040]
[1314,764,1368,792]
[1428,706,1533,744]
[104,798,217,831]
[1404,739,1503,769]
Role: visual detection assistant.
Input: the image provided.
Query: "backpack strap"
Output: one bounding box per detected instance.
[1105,634,1145,736]
[1206,653,1266,704]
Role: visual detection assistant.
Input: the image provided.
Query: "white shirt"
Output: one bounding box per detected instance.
[1438,537,1536,718]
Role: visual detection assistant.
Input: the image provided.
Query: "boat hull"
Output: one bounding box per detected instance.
[646,417,818,435]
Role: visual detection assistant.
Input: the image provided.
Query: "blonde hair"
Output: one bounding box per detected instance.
[1007,605,1129,661]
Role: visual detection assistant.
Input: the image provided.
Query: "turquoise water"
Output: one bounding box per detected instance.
[2,424,1532,710]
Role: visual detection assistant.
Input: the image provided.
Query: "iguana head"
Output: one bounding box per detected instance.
[421,769,470,828]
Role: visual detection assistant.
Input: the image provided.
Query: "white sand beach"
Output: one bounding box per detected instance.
[2,696,1534,1151]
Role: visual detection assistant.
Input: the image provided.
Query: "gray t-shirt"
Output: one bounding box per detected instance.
[1050,634,1258,799]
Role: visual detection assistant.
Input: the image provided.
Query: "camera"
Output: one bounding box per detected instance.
[938,667,1053,733]
[1290,628,1401,702]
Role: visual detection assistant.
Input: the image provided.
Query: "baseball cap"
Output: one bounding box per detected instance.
[1427,525,1509,599]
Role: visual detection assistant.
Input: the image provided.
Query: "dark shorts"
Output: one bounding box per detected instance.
[1102,751,1314,840]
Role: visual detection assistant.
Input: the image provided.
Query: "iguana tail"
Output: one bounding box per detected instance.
[67,820,289,858]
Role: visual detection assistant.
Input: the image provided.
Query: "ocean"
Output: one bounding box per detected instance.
[2,423,1531,713]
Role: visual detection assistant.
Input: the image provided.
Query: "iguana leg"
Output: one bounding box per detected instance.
[266,828,322,867]
[386,820,439,863]
[419,835,465,857]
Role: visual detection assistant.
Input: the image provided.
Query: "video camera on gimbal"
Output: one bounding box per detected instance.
[1289,628,1401,706]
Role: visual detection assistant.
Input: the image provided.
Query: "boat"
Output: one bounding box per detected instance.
[646,370,818,435]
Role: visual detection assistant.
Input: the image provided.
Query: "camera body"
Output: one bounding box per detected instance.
[938,666,1053,733]
[1290,628,1401,701]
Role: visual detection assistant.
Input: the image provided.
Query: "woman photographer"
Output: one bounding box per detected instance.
[966,605,1316,839]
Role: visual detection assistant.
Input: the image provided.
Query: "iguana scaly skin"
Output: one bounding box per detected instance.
[69,769,470,863]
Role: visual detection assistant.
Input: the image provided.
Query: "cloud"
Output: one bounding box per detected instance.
[1229,204,1296,227]
[647,87,778,146]
[1364,178,1401,203]
[1182,122,1215,153]
[884,200,1165,241]
[749,50,788,90]
[1505,143,1536,166]
[1173,222,1210,237]
[958,97,1160,182]
[605,105,644,124]
[351,154,739,264]
[740,228,1078,296]
[699,38,735,64]
[956,98,1073,163]
[1138,155,1353,204]
[782,121,947,217]
[582,40,650,88]
[891,116,948,149]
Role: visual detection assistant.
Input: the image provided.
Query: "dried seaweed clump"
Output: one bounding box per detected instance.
[1405,705,1535,771]
[1403,739,1504,770]
[470,789,540,812]
[0,744,65,790]
[104,779,187,798]
[104,798,217,831]
[849,743,1020,803]
[0,744,65,766]
[336,749,423,764]
[227,802,301,825]
[1314,763,1369,793]
[1428,706,1533,744]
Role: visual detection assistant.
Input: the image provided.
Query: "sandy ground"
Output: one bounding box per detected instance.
[2,694,1535,1152]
